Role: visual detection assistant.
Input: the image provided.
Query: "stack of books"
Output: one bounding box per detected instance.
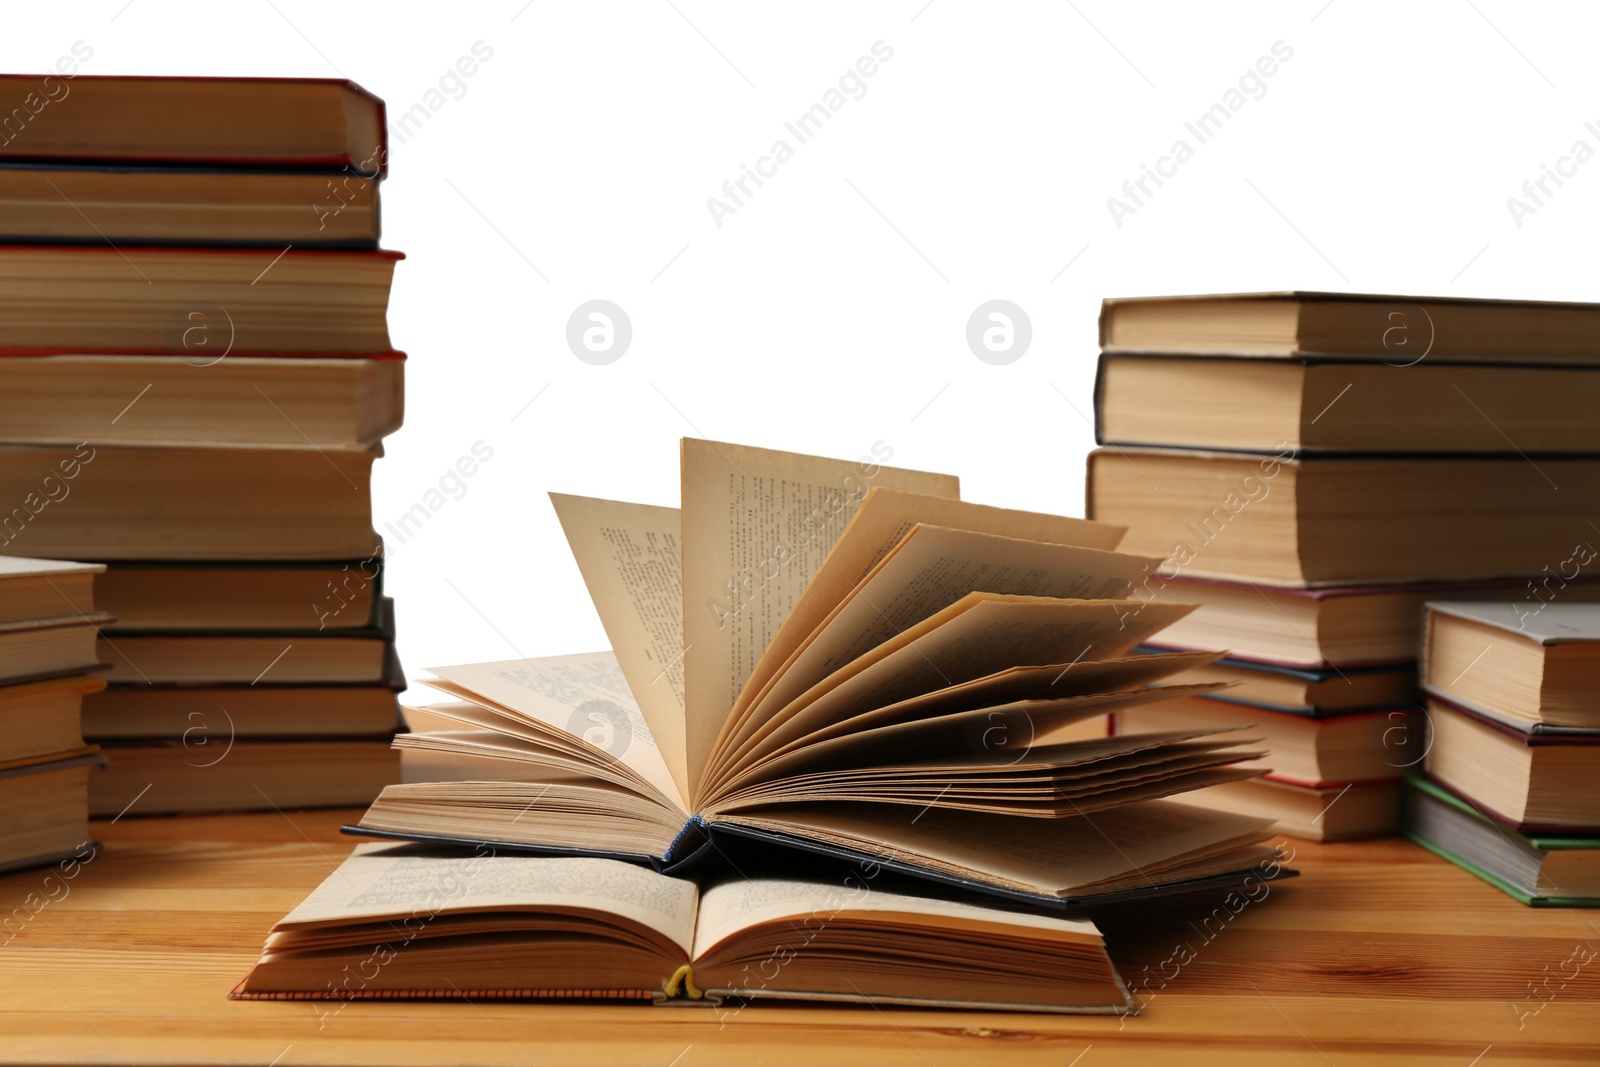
[0,557,107,873]
[1405,602,1600,905]
[1088,291,1600,841]
[234,438,1294,1014]
[0,75,405,816]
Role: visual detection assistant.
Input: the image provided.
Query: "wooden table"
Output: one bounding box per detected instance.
[2,810,1597,1066]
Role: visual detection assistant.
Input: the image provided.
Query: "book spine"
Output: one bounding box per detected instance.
[1091,353,1109,446]
[228,982,655,1002]
[661,813,708,863]
[0,348,407,361]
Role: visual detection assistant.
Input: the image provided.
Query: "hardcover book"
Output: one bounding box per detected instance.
[1094,354,1600,454]
[1422,601,1600,732]
[1087,447,1600,587]
[0,354,403,450]
[233,843,1137,1012]
[1423,696,1600,833]
[0,163,380,247]
[95,555,384,632]
[0,749,104,874]
[1404,774,1600,906]
[1186,776,1400,843]
[0,673,102,763]
[89,739,399,816]
[83,651,404,742]
[96,597,395,685]
[0,246,399,354]
[1132,573,1587,670]
[1098,291,1600,365]
[0,555,100,623]
[1113,696,1416,787]
[0,75,386,174]
[0,443,377,560]
[0,612,112,685]
[1155,652,1418,714]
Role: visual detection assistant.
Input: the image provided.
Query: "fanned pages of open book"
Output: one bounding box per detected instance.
[352,439,1282,907]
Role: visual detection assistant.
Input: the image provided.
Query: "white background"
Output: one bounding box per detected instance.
[4,1,1594,678]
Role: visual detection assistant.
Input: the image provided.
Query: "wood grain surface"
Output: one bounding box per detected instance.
[2,809,1597,1065]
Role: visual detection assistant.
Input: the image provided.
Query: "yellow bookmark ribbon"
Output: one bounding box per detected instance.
[663,964,703,1000]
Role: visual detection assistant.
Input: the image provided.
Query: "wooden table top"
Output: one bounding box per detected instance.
[2,809,1597,1066]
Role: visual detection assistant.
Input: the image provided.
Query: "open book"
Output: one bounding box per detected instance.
[352,440,1281,906]
[233,843,1134,1013]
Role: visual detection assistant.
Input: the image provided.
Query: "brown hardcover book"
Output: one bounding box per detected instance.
[0,613,111,685]
[0,674,102,763]
[0,164,379,247]
[1181,777,1401,842]
[96,599,395,685]
[1099,291,1600,365]
[96,557,381,632]
[0,750,103,873]
[1135,573,1598,669]
[90,739,398,816]
[0,355,403,449]
[1113,696,1415,787]
[1087,447,1600,587]
[83,679,400,742]
[1095,354,1600,454]
[1159,656,1417,714]
[0,443,376,560]
[0,75,385,174]
[0,554,99,625]
[0,246,399,354]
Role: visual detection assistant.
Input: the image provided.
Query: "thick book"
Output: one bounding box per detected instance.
[1186,777,1401,843]
[1404,774,1600,906]
[0,554,100,625]
[1099,291,1600,365]
[97,598,395,685]
[1132,573,1588,669]
[349,439,1284,910]
[0,354,403,449]
[232,843,1134,1013]
[1095,354,1600,455]
[0,612,112,685]
[0,75,385,174]
[1424,696,1600,833]
[0,162,379,247]
[0,749,104,873]
[0,443,377,560]
[0,674,102,764]
[83,673,402,743]
[97,555,383,632]
[0,246,399,354]
[1154,651,1418,713]
[1087,447,1600,587]
[1422,601,1600,732]
[1113,696,1417,787]
[90,738,399,816]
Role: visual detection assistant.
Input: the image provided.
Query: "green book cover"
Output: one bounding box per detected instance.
[1403,775,1600,907]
